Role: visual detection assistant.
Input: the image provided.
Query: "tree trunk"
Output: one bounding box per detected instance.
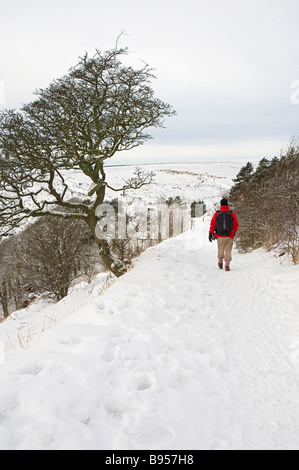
[0,283,9,319]
[86,211,127,278]
[95,236,127,278]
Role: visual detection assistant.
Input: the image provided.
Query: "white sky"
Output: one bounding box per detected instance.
[1,0,299,164]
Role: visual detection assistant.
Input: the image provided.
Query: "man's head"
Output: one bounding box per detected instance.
[220,198,229,207]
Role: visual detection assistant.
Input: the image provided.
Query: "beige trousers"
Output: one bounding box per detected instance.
[217,237,234,262]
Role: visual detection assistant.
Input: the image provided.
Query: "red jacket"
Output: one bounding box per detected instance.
[209,206,239,239]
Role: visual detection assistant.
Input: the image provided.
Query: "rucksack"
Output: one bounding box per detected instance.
[216,211,233,236]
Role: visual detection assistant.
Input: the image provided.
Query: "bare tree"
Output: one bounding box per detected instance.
[230,141,299,262]
[0,240,10,318]
[21,217,98,301]
[0,236,30,317]
[0,46,176,277]
[0,216,100,317]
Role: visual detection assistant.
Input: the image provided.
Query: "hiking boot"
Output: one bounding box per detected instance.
[225,266,231,272]
[218,262,223,270]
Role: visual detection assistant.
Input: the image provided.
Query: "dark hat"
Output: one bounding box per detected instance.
[220,198,229,206]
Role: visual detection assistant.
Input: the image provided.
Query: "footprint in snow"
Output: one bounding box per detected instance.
[137,377,153,391]
[18,363,45,376]
[59,337,82,346]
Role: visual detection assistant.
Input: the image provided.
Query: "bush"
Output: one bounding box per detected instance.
[0,217,100,318]
[229,144,299,262]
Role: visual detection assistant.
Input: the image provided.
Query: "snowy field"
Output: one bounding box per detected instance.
[63,161,243,209]
[1,161,299,450]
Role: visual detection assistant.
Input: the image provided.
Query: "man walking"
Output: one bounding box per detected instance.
[209,199,239,271]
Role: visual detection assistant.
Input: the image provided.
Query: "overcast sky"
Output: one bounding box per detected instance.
[1,0,299,164]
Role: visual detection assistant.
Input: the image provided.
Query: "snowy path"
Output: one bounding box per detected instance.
[0,220,299,450]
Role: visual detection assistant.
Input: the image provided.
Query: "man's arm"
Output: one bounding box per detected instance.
[232,212,239,235]
[209,212,218,234]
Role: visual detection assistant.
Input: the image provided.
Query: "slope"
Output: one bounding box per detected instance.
[0,220,299,450]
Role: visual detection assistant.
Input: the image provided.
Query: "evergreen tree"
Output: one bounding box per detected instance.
[230,162,254,195]
[253,157,270,180]
[269,156,280,168]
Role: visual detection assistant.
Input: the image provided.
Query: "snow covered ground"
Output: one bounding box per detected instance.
[0,160,299,450]
[0,272,110,359]
[64,161,243,209]
[0,218,299,450]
